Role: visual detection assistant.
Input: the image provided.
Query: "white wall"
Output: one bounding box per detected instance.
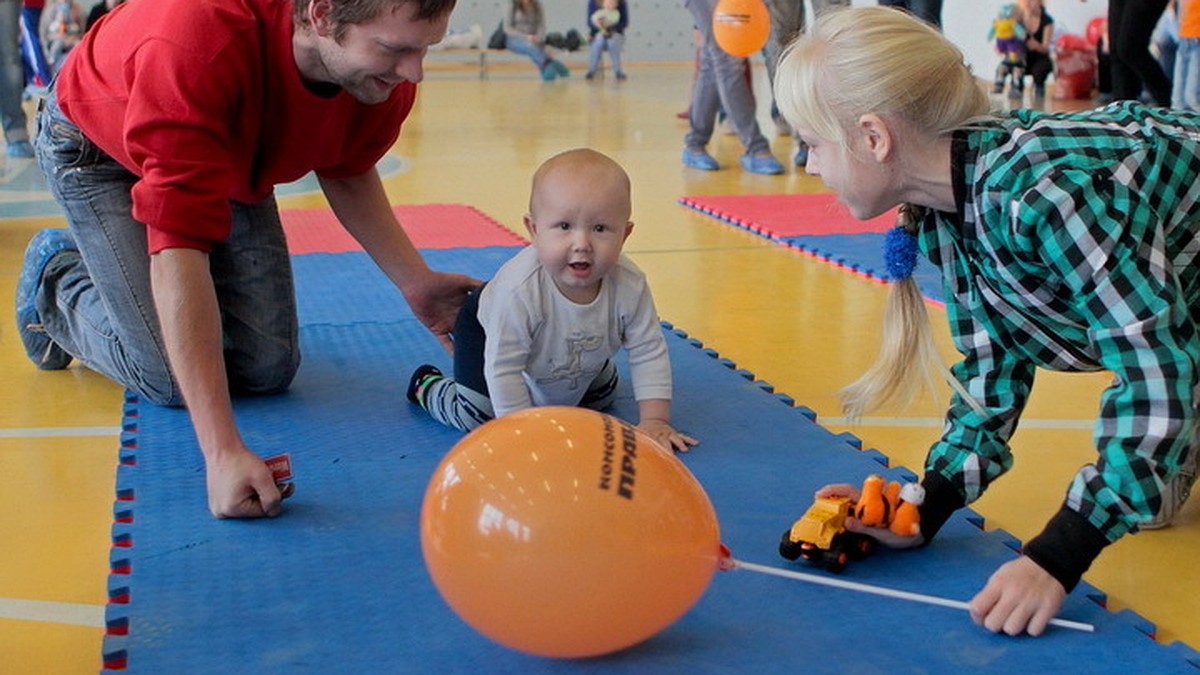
[444,0,696,61]
[444,1,1110,71]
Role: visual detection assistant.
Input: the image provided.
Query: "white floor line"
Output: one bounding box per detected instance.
[0,426,120,439]
[0,598,106,628]
[818,416,1093,430]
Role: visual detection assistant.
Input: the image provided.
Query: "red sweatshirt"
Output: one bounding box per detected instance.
[56,0,416,253]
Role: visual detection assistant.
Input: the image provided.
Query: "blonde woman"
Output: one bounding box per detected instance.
[776,7,1198,637]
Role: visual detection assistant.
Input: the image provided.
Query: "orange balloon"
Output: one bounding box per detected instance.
[420,407,721,658]
[713,0,770,58]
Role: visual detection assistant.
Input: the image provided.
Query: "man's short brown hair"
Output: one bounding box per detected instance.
[294,0,457,38]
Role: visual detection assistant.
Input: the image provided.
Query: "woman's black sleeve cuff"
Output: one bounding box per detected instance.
[1022,506,1110,592]
[918,471,966,543]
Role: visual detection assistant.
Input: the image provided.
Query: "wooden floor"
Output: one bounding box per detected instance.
[1,62,1196,672]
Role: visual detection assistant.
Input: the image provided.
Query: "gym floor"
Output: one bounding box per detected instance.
[1,62,1195,672]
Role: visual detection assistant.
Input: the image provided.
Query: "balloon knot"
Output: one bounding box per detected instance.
[717,543,737,571]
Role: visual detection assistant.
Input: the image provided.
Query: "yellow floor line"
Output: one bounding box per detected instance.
[0,598,106,627]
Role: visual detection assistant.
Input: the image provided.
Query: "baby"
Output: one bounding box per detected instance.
[409,148,697,452]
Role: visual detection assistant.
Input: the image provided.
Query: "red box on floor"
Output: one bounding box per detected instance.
[1054,34,1099,100]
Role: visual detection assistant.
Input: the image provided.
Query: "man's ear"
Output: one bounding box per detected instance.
[307,0,335,37]
[857,113,894,163]
[523,214,537,240]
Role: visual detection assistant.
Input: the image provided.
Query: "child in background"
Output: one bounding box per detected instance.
[776,6,1197,638]
[408,148,697,453]
[586,0,628,80]
[1173,0,1200,109]
[590,0,619,31]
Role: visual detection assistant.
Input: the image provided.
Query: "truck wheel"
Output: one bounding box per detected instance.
[779,530,803,561]
[824,549,848,574]
[849,534,873,559]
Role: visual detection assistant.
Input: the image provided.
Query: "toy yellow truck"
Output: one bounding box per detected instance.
[779,475,923,573]
[778,494,873,573]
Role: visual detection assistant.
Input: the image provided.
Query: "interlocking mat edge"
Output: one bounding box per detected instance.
[97,207,1199,673]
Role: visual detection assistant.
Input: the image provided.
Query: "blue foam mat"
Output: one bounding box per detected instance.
[779,232,946,304]
[102,250,1200,673]
[678,198,946,304]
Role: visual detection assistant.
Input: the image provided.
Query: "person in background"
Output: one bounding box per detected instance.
[42,0,83,73]
[18,0,50,91]
[0,0,33,157]
[1108,0,1171,104]
[1152,0,1180,90]
[761,0,849,169]
[680,0,783,175]
[776,6,1197,638]
[1095,17,1114,103]
[585,0,627,81]
[1173,0,1199,109]
[504,0,569,81]
[1019,0,1055,98]
[84,0,121,32]
[877,0,941,28]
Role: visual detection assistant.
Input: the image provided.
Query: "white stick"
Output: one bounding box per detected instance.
[731,558,1095,633]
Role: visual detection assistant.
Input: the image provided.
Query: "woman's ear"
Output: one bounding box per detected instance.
[857,113,894,163]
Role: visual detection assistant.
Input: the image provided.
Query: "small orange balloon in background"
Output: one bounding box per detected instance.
[713,0,770,58]
[420,407,721,658]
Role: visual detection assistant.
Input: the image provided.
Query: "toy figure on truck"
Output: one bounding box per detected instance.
[779,474,924,573]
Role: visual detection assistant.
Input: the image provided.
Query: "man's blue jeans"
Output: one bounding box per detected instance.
[34,91,300,405]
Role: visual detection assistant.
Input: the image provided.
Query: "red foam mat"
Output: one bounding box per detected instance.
[679,193,898,238]
[281,204,527,253]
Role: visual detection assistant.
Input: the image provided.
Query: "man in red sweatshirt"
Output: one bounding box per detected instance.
[17,0,475,518]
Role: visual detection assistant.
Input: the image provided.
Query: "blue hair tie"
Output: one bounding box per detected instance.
[884,225,918,281]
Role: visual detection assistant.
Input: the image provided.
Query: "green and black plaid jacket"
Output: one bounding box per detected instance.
[916,101,1199,589]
